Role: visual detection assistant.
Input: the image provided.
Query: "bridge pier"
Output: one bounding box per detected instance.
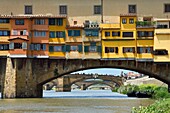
[55,77,71,92]
[81,84,86,90]
[1,58,42,98]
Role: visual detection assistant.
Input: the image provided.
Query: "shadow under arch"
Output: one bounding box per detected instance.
[38,65,168,87]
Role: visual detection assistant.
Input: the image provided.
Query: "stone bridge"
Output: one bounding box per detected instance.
[44,73,124,91]
[0,58,170,98]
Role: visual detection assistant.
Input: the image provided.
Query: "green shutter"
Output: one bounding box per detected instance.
[49,46,54,52]
[62,45,66,52]
[63,31,66,38]
[66,45,70,52]
[84,46,89,52]
[97,46,101,53]
[78,45,82,52]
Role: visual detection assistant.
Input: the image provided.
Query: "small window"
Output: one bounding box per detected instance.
[105,47,118,53]
[112,31,120,37]
[49,31,55,38]
[34,19,45,25]
[60,5,67,15]
[94,5,101,14]
[123,47,135,53]
[137,47,153,54]
[123,32,133,37]
[105,32,110,37]
[129,18,134,24]
[15,19,24,25]
[164,4,170,12]
[0,19,9,23]
[54,46,62,52]
[128,5,136,13]
[89,46,97,52]
[25,5,32,14]
[122,18,127,24]
[70,45,78,51]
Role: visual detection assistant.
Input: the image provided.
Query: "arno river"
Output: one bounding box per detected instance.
[0,90,154,113]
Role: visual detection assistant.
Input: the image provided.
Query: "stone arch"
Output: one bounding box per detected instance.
[84,82,116,90]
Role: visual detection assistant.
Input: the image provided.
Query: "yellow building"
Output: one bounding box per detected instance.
[101,14,137,60]
[154,19,170,62]
[0,17,11,56]
[65,26,83,59]
[136,16,155,61]
[48,16,67,59]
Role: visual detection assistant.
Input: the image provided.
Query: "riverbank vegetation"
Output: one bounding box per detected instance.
[113,84,170,113]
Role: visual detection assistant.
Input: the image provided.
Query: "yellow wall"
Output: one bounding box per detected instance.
[120,16,137,30]
[49,52,65,57]
[102,40,136,59]
[102,30,120,39]
[154,30,170,62]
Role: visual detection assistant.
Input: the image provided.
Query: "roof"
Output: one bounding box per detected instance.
[0,15,67,19]
[8,37,29,41]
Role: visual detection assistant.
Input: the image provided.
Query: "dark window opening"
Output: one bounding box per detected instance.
[25,5,32,14]
[14,43,22,49]
[94,5,101,14]
[128,5,136,13]
[165,4,170,12]
[123,32,133,37]
[60,5,67,15]
[153,49,168,55]
[105,47,118,53]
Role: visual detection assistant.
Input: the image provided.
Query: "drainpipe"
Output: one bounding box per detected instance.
[101,0,103,23]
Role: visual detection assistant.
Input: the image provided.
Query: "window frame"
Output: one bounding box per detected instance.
[15,19,24,25]
[128,4,136,13]
[59,5,67,15]
[164,4,170,13]
[94,5,102,14]
[122,18,127,24]
[25,5,33,14]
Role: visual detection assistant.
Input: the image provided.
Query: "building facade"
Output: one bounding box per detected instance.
[0,0,170,62]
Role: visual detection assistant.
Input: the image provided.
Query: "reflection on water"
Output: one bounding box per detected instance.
[0,90,154,113]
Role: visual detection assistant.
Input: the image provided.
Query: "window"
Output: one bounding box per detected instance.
[137,31,154,37]
[164,4,170,12]
[56,18,63,26]
[68,30,81,36]
[89,46,97,52]
[49,31,55,38]
[85,30,99,36]
[0,19,9,23]
[112,31,120,37]
[56,31,64,38]
[123,32,133,37]
[122,18,127,24]
[70,45,78,51]
[153,49,168,55]
[0,30,10,36]
[137,47,153,54]
[54,46,62,52]
[34,19,45,25]
[105,32,110,37]
[14,43,22,49]
[13,30,18,35]
[60,5,67,14]
[123,47,135,53]
[30,44,46,51]
[34,31,46,37]
[20,30,27,35]
[25,5,32,14]
[128,5,136,13]
[129,18,134,24]
[105,47,118,53]
[49,18,63,26]
[15,19,24,25]
[94,5,101,14]
[0,44,9,50]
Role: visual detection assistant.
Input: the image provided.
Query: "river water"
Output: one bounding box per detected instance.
[0,90,154,113]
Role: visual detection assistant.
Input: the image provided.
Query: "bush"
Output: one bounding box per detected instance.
[132,98,170,113]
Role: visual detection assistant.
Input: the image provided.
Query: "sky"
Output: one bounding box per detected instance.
[72,68,138,76]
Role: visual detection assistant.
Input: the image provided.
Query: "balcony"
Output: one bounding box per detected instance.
[136,21,156,28]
